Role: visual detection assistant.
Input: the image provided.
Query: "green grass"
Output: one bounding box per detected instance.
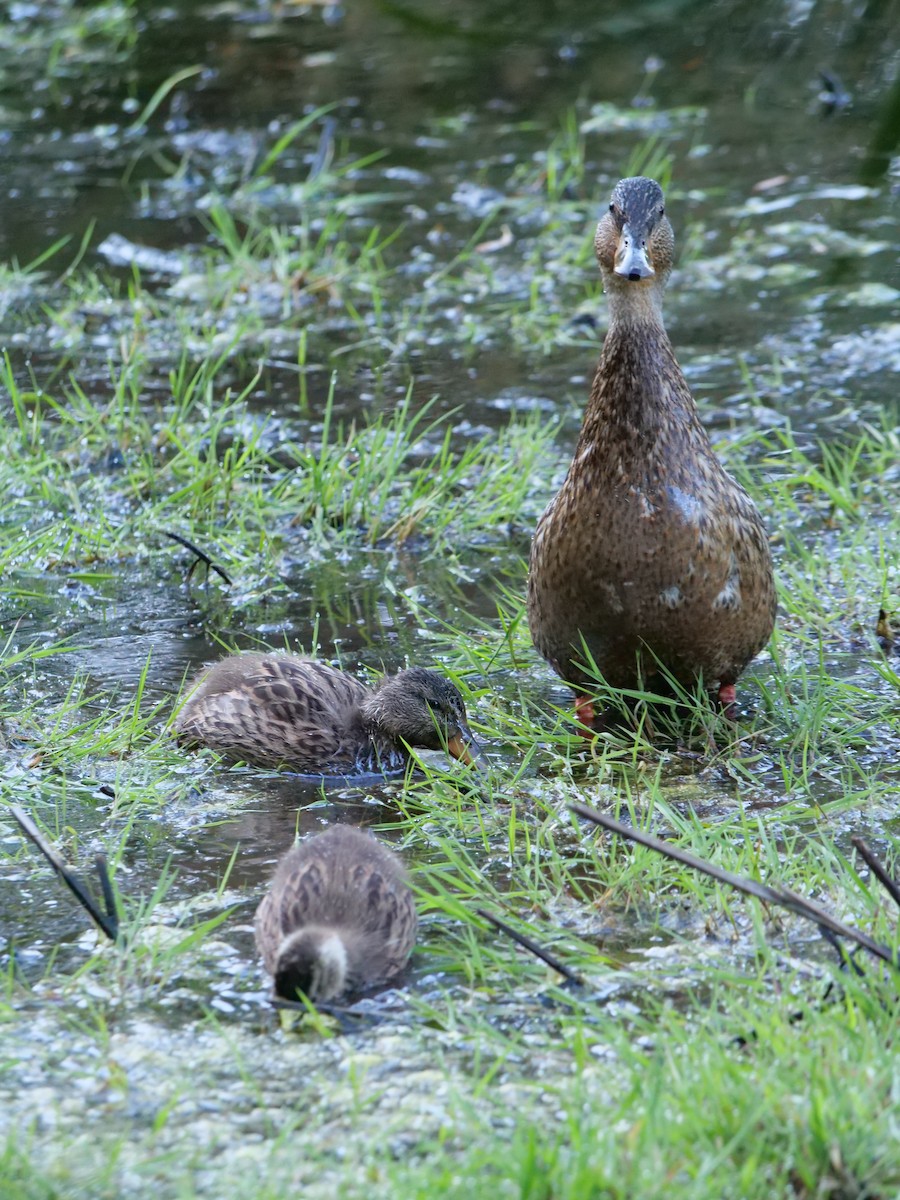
[0,351,558,577]
[2,53,900,1197]
[3,342,900,1197]
[4,392,900,1195]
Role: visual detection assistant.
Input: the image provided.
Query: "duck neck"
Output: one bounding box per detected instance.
[357,697,410,773]
[606,276,667,332]
[580,278,701,445]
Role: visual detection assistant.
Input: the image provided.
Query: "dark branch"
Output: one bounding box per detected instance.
[162,531,232,586]
[851,837,900,912]
[477,907,584,985]
[569,802,898,971]
[11,807,121,942]
[815,924,866,977]
[94,856,120,940]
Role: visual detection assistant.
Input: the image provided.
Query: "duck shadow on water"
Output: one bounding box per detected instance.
[174,741,489,902]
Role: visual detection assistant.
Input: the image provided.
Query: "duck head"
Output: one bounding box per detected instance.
[275,926,348,1001]
[364,668,483,766]
[594,176,674,290]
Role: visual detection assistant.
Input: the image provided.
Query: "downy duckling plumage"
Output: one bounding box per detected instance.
[174,652,480,774]
[254,825,417,1002]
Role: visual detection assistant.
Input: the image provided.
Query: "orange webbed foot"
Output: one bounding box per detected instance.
[717,682,737,720]
[574,695,597,738]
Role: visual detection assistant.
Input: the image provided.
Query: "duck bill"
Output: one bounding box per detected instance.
[446,727,487,769]
[614,226,655,281]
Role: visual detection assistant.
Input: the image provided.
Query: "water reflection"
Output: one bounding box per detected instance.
[2,1,898,256]
[1,0,898,1007]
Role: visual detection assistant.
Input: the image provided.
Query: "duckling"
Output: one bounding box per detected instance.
[255,825,417,1002]
[174,652,480,774]
[528,176,776,722]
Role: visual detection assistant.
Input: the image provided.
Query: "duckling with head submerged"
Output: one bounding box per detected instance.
[255,824,417,1002]
[527,176,776,724]
[174,652,481,775]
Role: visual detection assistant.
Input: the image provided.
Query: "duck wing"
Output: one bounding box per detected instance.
[529,341,775,691]
[176,656,371,771]
[253,847,330,972]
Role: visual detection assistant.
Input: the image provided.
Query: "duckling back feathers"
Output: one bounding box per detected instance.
[254,825,417,1002]
[174,653,475,774]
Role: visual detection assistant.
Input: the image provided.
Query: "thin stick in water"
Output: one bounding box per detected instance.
[477,907,583,985]
[851,837,900,913]
[569,802,898,970]
[10,807,120,942]
[163,530,232,586]
[94,855,120,940]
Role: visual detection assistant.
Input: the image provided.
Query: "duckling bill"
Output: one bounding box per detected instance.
[254,825,417,1002]
[528,177,776,721]
[174,652,481,775]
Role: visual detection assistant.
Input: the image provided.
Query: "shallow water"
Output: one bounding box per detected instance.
[1,0,897,932]
[1,1,899,1193]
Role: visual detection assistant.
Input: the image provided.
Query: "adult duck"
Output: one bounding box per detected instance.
[528,176,776,723]
[174,652,480,774]
[255,824,417,1001]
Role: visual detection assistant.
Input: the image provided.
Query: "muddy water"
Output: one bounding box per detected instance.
[2,1,899,982]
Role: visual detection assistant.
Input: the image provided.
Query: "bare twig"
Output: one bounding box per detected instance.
[477,907,583,985]
[569,803,898,970]
[851,837,900,912]
[816,925,866,977]
[163,531,232,586]
[94,855,120,939]
[10,807,121,942]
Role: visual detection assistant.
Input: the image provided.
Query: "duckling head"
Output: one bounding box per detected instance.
[594,176,674,291]
[274,926,348,1001]
[363,668,482,766]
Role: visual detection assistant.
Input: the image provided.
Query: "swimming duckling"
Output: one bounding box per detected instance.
[528,176,776,723]
[254,825,417,1002]
[174,652,480,774]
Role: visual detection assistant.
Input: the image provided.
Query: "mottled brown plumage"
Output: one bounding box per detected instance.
[254,825,417,1001]
[528,177,776,712]
[174,652,480,774]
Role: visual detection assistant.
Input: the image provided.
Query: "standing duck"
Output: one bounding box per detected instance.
[255,825,417,1002]
[174,652,480,774]
[528,176,776,723]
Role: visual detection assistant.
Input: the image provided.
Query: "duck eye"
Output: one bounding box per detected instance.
[659,205,665,216]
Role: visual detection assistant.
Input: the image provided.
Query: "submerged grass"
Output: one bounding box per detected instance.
[3,362,900,1195]
[0,351,558,575]
[3,329,900,1194]
[2,72,900,1196]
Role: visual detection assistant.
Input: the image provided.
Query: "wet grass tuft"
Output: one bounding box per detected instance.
[3,375,900,1195]
[2,35,900,1191]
